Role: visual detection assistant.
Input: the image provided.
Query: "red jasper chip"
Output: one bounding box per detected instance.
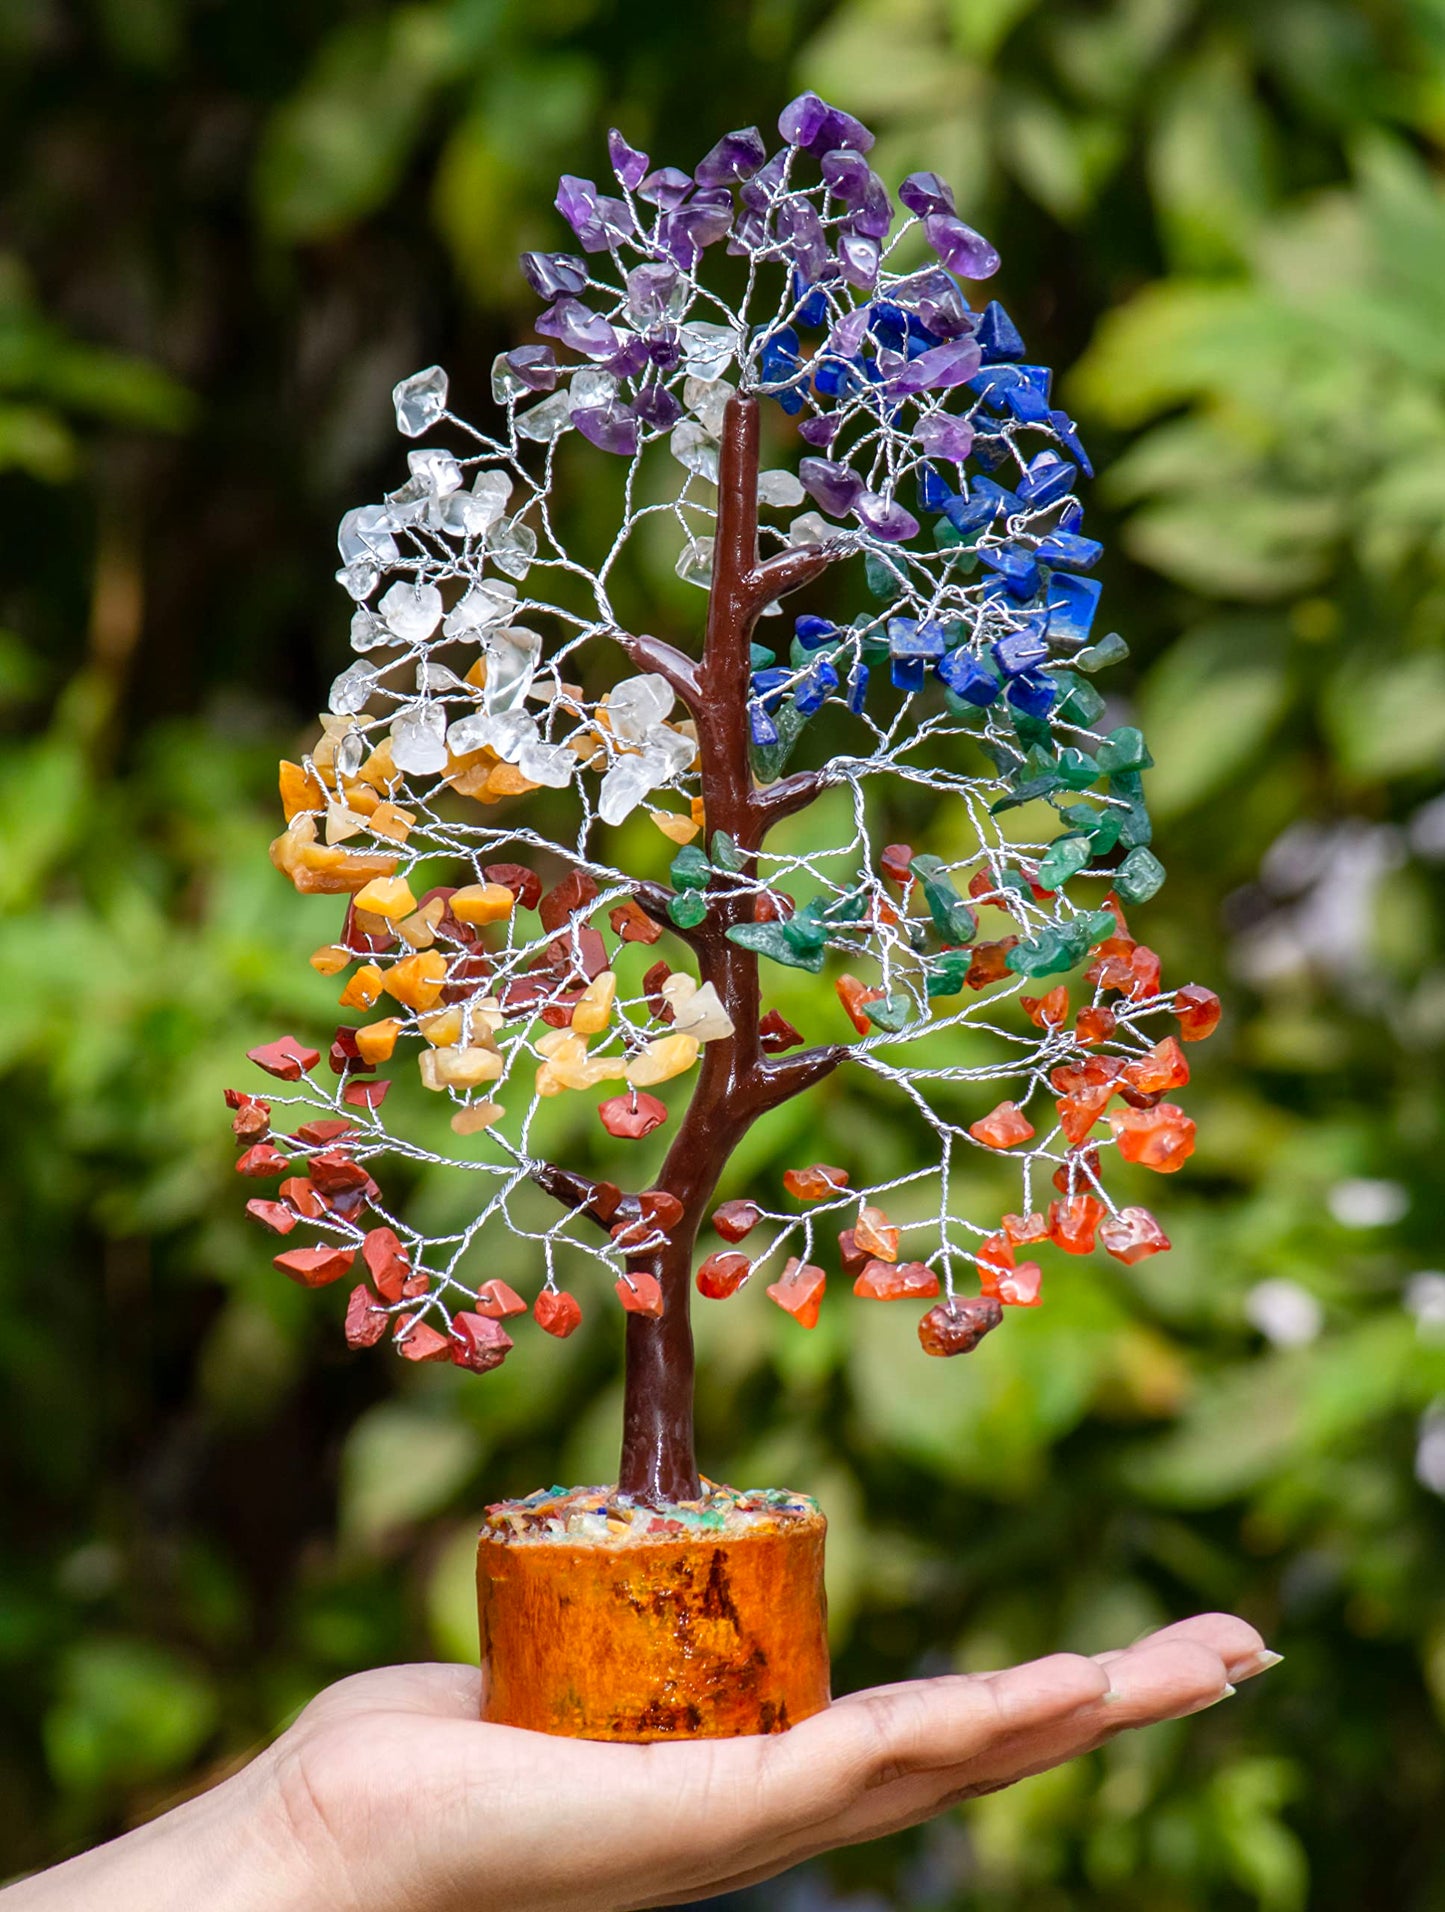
[279,1175,327,1219]
[451,1311,514,1373]
[247,1036,320,1081]
[539,868,599,934]
[401,1272,430,1300]
[543,926,608,982]
[616,1271,665,1317]
[918,1295,1003,1355]
[696,1252,750,1299]
[766,1257,826,1328]
[1098,1205,1171,1264]
[968,1100,1035,1150]
[534,1289,583,1338]
[759,1010,804,1053]
[880,843,914,887]
[1174,982,1221,1042]
[343,1079,391,1110]
[1049,1194,1105,1255]
[329,1028,376,1077]
[712,1199,762,1243]
[236,1143,289,1177]
[245,1199,296,1235]
[853,1259,939,1301]
[643,960,675,1022]
[229,1094,271,1143]
[361,1227,410,1303]
[585,1181,623,1225]
[1002,1211,1048,1246]
[274,1243,355,1288]
[598,1091,668,1139]
[782,1164,849,1202]
[308,1150,370,1194]
[608,900,663,944]
[475,1279,528,1320]
[396,1319,453,1362]
[295,1118,356,1147]
[966,869,996,902]
[344,1284,390,1348]
[639,1190,685,1230]
[343,899,395,956]
[611,1215,664,1253]
[485,862,542,912]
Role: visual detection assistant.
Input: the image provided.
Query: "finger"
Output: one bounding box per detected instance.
[1091,1612,1278,1684]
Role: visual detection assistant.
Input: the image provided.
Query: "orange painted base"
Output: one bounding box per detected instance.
[476,1493,829,1740]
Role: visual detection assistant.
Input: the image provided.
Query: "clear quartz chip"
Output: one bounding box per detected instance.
[786,511,831,547]
[329,662,379,716]
[337,505,399,568]
[443,581,517,637]
[758,469,805,508]
[334,728,365,780]
[678,322,736,380]
[416,659,463,695]
[407,448,463,496]
[488,517,537,580]
[568,367,619,412]
[683,377,732,434]
[606,673,675,741]
[516,392,573,442]
[597,757,652,826]
[518,740,577,788]
[379,580,444,643]
[392,365,449,437]
[675,536,715,588]
[670,419,720,481]
[349,608,394,652]
[335,561,379,600]
[390,703,448,774]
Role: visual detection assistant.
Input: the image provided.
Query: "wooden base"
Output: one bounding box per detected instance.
[476,1494,829,1740]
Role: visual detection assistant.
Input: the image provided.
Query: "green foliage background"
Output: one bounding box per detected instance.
[3,0,1445,1903]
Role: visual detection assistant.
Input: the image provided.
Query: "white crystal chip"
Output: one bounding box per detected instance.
[678,322,736,381]
[390,702,448,774]
[606,673,675,742]
[675,536,715,589]
[407,448,463,496]
[670,419,720,482]
[758,469,805,508]
[518,740,577,789]
[683,377,732,434]
[443,580,516,637]
[380,579,444,643]
[329,662,378,716]
[516,392,573,443]
[393,365,449,438]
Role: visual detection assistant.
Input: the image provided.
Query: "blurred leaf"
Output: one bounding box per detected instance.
[1138,618,1292,816]
[340,1402,482,1546]
[43,1639,218,1794]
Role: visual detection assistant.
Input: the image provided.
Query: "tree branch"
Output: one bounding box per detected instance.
[755,768,833,829]
[758,1042,850,1110]
[613,629,702,709]
[633,880,705,950]
[744,539,851,616]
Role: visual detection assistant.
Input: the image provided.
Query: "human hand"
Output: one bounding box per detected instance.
[4,1613,1279,1912]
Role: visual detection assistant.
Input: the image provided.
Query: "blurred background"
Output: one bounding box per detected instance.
[4,0,1445,1903]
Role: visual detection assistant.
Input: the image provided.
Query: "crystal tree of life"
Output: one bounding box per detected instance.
[237,96,1219,1536]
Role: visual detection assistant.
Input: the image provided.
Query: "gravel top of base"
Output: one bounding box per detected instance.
[479,1479,822,1547]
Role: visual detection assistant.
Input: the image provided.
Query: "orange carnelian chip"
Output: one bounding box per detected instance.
[968,1100,1036,1149]
[1174,983,1221,1041]
[880,843,914,887]
[965,938,1019,988]
[1108,1102,1196,1172]
[1002,1211,1049,1245]
[782,1164,849,1202]
[1020,986,1069,1028]
[976,1231,1015,1278]
[713,1199,762,1242]
[1122,1036,1190,1096]
[918,1295,1003,1354]
[766,1257,826,1328]
[995,1263,1043,1307]
[854,1204,900,1262]
[1075,1005,1116,1045]
[696,1252,750,1299]
[853,1259,939,1301]
[1048,1194,1104,1254]
[836,972,885,1034]
[383,950,448,1011]
[1098,1205,1171,1263]
[310,944,353,976]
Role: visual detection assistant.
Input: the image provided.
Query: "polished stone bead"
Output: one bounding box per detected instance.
[969,1101,1035,1149]
[938,648,1000,705]
[1096,726,1153,774]
[1017,450,1077,507]
[856,492,921,541]
[1006,671,1056,718]
[696,126,767,186]
[918,1295,1003,1353]
[779,91,873,156]
[766,1257,827,1327]
[696,1251,751,1299]
[1174,982,1222,1041]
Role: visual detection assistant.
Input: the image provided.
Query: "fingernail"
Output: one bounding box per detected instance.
[1182,1683,1235,1715]
[1228,1648,1283,1681]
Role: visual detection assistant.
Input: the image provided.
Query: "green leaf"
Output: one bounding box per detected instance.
[43,1638,218,1794]
[1137,617,1291,817]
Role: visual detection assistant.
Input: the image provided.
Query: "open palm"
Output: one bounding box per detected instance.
[7,1613,1277,1910]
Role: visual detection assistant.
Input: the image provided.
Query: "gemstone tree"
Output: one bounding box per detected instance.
[234,93,1220,1510]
